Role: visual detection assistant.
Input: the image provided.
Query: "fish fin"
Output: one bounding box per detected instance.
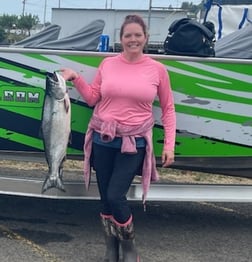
[64,95,70,113]
[41,175,65,194]
[38,125,43,139]
[68,132,72,145]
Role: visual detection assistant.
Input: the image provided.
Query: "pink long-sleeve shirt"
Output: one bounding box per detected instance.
[73,53,176,151]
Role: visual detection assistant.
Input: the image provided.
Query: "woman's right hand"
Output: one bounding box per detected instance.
[60,68,79,81]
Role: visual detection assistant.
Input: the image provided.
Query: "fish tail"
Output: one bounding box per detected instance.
[41,175,65,194]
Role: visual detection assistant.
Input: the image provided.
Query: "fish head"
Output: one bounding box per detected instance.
[46,72,67,100]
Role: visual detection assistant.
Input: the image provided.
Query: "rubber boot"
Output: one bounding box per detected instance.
[100,213,120,262]
[111,215,140,262]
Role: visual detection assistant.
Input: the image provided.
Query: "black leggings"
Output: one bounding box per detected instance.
[92,142,146,223]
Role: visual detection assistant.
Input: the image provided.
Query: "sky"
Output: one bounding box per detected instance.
[1,0,202,23]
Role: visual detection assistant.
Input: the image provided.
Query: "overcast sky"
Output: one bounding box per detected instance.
[1,0,202,23]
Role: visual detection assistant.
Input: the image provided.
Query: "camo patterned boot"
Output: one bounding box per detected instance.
[111,215,140,262]
[100,213,120,262]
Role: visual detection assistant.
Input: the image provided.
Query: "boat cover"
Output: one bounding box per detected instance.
[215,23,252,59]
[36,19,105,51]
[12,24,61,47]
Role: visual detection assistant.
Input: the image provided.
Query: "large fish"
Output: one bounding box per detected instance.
[41,71,71,193]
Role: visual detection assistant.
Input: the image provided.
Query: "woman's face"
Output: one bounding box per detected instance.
[120,22,147,56]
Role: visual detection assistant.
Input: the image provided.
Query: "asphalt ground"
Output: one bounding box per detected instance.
[0,195,251,262]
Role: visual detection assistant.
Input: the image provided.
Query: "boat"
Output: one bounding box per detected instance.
[1,46,252,179]
[0,3,252,200]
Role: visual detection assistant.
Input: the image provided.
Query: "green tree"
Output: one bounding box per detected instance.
[0,27,6,43]
[0,14,18,32]
[0,14,40,44]
[18,14,40,36]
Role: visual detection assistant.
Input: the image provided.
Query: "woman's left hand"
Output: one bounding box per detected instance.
[162,150,175,167]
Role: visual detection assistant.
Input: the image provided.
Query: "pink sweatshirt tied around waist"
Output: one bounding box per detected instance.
[83,115,159,203]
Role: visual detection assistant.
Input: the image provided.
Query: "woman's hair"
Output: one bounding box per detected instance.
[120,14,148,39]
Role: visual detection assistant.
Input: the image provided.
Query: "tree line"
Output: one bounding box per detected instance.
[0,14,40,44]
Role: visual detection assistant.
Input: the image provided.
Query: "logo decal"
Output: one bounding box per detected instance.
[0,87,44,107]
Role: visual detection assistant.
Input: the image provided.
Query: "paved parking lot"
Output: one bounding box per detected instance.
[0,195,252,262]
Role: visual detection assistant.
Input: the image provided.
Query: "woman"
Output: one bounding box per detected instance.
[61,14,176,262]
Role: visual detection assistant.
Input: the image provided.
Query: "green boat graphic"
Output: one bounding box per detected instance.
[1,47,252,178]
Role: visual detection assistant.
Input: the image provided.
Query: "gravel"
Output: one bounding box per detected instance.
[0,159,251,185]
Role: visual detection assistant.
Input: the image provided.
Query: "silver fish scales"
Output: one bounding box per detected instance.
[41,71,71,193]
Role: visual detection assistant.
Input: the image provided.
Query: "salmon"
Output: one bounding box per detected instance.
[41,71,71,193]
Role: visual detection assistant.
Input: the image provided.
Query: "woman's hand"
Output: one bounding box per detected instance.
[162,149,174,167]
[60,68,79,81]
